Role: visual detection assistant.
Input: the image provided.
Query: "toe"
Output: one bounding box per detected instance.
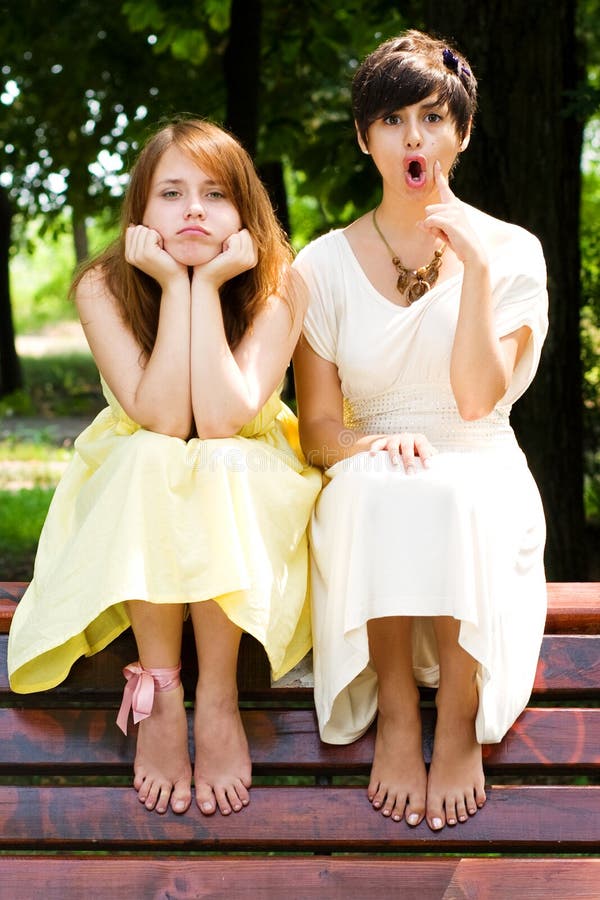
[426,797,445,831]
[367,778,380,804]
[214,785,232,816]
[405,795,426,827]
[235,779,250,806]
[155,782,172,815]
[171,780,192,815]
[143,779,161,811]
[475,783,487,809]
[463,789,475,819]
[371,784,387,810]
[195,782,217,816]
[445,796,460,826]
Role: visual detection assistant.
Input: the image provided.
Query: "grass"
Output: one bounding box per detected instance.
[0,352,104,580]
[0,487,55,580]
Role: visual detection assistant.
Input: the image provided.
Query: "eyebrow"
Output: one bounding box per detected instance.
[154,177,223,188]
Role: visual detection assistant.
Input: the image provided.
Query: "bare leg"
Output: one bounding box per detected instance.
[426,616,487,830]
[367,616,427,825]
[190,600,251,816]
[126,600,192,814]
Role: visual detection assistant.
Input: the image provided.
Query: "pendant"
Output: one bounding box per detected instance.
[407,280,430,304]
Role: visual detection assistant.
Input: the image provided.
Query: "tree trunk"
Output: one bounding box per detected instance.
[0,187,22,397]
[224,0,262,156]
[424,0,586,579]
[72,206,89,264]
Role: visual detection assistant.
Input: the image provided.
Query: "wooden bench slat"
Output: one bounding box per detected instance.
[2,632,599,699]
[0,856,598,900]
[0,785,598,852]
[2,581,598,635]
[1,707,598,774]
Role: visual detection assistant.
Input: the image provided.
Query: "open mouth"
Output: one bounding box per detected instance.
[404,156,427,189]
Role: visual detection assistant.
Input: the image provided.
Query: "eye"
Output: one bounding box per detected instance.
[206,190,225,200]
[425,113,442,123]
[162,190,181,199]
[382,114,401,126]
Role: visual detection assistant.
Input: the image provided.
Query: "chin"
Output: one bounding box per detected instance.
[170,248,220,268]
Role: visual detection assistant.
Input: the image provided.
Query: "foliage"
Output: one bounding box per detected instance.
[0,0,213,237]
[0,353,102,418]
[0,487,54,580]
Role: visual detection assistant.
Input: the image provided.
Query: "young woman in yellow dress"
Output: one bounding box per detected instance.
[8,118,321,818]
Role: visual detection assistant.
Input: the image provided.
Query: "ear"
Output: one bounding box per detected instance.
[355,120,370,155]
[459,118,472,152]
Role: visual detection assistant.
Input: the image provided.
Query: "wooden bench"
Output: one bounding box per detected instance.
[0,581,598,898]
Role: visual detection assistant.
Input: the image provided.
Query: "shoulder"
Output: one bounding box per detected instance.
[464,205,546,277]
[75,264,121,321]
[465,205,543,253]
[293,229,345,268]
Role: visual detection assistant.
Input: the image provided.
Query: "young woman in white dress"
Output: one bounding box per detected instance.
[293,30,548,832]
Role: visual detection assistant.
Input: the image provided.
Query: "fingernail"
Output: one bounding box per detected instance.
[408,813,419,825]
[423,458,431,468]
[432,817,443,829]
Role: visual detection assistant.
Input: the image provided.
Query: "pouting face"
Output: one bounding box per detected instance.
[359,94,469,199]
[142,145,243,267]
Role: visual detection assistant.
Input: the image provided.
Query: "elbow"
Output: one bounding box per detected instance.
[195,404,256,440]
[457,403,492,422]
[453,377,508,422]
[144,416,192,440]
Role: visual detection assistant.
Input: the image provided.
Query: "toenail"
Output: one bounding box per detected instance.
[202,802,213,812]
[174,801,186,812]
[392,814,401,822]
[448,818,456,825]
[382,808,391,816]
[432,817,443,829]
[408,814,419,826]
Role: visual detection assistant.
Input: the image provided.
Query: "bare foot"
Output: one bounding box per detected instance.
[133,684,192,814]
[426,689,486,830]
[194,685,252,816]
[368,692,427,825]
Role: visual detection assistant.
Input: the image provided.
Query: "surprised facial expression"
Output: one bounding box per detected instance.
[360,96,469,199]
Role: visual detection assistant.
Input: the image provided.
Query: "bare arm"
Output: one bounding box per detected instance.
[293,335,434,471]
[190,230,304,438]
[424,163,530,420]
[76,226,193,438]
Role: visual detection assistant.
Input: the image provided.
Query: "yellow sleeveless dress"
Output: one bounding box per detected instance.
[8,379,322,692]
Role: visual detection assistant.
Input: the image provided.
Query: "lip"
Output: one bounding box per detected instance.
[403,154,427,189]
[177,226,210,235]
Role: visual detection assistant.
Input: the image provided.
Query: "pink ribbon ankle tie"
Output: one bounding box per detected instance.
[116,661,182,735]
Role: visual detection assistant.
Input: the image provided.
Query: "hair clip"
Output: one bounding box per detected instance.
[460,64,471,79]
[442,48,459,73]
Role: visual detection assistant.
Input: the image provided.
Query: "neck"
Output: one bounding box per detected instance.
[377,187,440,234]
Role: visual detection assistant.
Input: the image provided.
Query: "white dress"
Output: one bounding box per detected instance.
[294,209,548,746]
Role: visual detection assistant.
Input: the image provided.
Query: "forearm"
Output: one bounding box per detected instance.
[133,278,193,437]
[450,259,507,420]
[190,280,256,438]
[299,415,384,469]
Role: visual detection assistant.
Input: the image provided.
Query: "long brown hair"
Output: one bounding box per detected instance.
[72,119,293,355]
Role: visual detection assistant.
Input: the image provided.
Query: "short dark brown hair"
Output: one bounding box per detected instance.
[352,30,477,145]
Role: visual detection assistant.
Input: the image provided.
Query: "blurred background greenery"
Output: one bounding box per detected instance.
[0,0,598,580]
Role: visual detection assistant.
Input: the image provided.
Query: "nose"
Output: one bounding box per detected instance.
[185,199,205,219]
[404,119,423,149]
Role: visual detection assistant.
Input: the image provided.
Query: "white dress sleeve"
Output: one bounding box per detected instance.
[293,236,338,364]
[493,231,549,406]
